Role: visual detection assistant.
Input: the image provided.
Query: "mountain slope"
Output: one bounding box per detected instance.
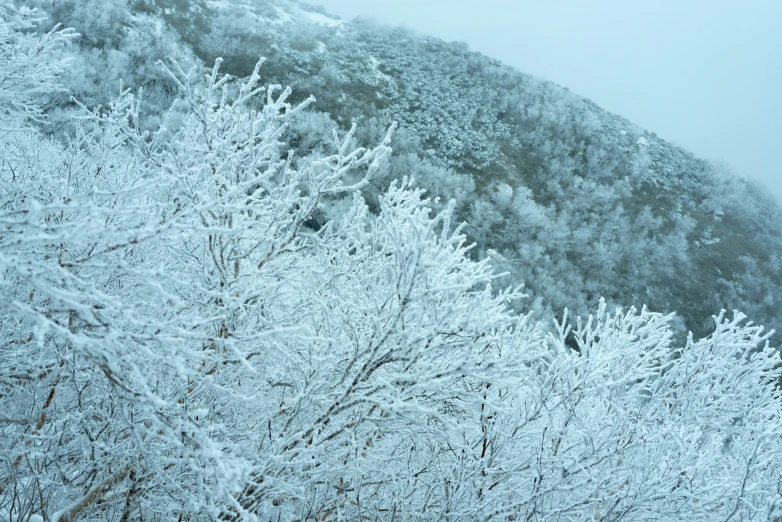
[3,3,782,520]
[29,0,782,341]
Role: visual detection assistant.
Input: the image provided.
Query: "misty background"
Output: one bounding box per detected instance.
[316,0,782,200]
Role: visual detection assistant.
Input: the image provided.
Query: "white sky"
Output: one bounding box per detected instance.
[314,0,782,200]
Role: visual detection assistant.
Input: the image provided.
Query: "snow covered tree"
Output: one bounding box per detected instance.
[0,4,75,127]
[1,8,781,521]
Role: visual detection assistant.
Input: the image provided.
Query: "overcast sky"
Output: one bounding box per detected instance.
[315,0,782,200]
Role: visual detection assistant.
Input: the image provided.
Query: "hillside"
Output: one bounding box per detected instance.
[29,0,782,342]
[2,2,782,520]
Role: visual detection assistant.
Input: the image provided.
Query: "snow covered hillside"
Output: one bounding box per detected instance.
[1,1,781,520]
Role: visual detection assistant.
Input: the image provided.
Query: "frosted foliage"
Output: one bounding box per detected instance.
[490,182,513,207]
[0,6,75,127]
[21,0,782,349]
[0,14,781,522]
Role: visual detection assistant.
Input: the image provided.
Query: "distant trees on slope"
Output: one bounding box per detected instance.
[1,8,782,521]
[19,0,782,345]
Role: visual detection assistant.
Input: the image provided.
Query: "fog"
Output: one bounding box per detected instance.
[316,0,782,201]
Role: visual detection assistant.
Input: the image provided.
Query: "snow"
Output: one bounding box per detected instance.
[0,514,44,522]
[273,6,293,25]
[637,136,649,147]
[297,9,343,28]
[491,183,514,207]
[367,55,394,84]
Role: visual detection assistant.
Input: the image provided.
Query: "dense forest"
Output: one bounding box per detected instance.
[1,1,781,520]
